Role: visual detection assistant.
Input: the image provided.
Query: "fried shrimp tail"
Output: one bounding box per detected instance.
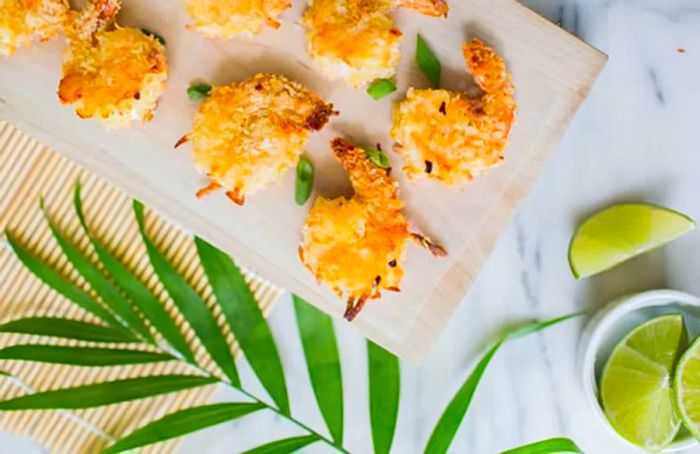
[182,0,291,38]
[299,137,446,321]
[183,74,334,205]
[0,0,69,56]
[303,0,448,87]
[58,0,168,127]
[391,38,516,186]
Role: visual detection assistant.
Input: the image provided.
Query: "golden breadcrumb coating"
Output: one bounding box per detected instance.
[0,0,69,56]
[178,74,335,206]
[299,138,446,320]
[58,0,168,128]
[303,0,448,87]
[391,39,516,186]
[182,0,291,38]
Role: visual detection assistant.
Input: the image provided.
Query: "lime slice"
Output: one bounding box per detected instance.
[600,314,687,450]
[569,203,695,279]
[674,334,700,440]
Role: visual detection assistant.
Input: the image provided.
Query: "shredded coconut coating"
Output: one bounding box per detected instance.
[300,138,409,319]
[186,74,335,205]
[300,137,446,321]
[58,0,168,128]
[0,0,69,56]
[182,0,291,38]
[391,39,516,186]
[303,0,447,87]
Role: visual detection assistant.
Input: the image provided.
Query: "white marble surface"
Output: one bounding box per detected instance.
[3,0,700,453]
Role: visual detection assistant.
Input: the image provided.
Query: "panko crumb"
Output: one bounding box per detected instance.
[0,0,69,57]
[303,0,448,87]
[179,74,335,206]
[391,38,516,186]
[182,0,291,38]
[300,137,446,321]
[58,0,168,127]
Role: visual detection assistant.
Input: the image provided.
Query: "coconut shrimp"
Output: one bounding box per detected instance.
[299,137,446,321]
[57,0,168,127]
[391,39,516,186]
[0,0,69,56]
[176,74,335,206]
[303,0,448,87]
[182,0,291,38]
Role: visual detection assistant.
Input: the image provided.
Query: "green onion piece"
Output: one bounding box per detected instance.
[416,34,441,88]
[295,156,314,206]
[367,79,397,100]
[187,83,212,101]
[141,28,166,45]
[363,146,391,169]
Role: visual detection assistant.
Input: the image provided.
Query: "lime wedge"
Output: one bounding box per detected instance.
[569,203,695,279]
[600,314,687,450]
[674,334,700,440]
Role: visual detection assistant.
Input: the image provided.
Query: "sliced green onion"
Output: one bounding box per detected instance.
[141,28,166,45]
[295,156,314,206]
[363,146,391,169]
[367,79,397,100]
[416,34,441,89]
[187,83,212,101]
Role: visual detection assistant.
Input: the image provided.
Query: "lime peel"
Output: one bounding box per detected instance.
[600,314,687,451]
[569,203,695,279]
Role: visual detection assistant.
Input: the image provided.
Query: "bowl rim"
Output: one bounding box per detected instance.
[580,289,700,452]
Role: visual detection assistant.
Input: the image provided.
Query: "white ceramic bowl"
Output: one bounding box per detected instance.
[580,289,700,452]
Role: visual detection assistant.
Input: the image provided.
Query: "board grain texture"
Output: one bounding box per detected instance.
[0,0,606,362]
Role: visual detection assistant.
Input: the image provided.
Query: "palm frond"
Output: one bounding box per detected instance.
[73,182,195,363]
[0,317,139,343]
[499,437,583,454]
[5,231,126,331]
[368,341,400,454]
[0,375,217,411]
[0,345,173,366]
[40,198,153,342]
[133,201,240,386]
[102,402,265,453]
[196,237,289,414]
[240,434,321,454]
[0,184,582,454]
[293,295,344,445]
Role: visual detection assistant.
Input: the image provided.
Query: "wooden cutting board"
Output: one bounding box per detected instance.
[0,0,606,362]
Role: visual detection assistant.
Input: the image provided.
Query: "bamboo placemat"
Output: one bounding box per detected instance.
[0,121,283,453]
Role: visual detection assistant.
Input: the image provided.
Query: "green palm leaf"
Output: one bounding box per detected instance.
[0,345,173,366]
[73,183,194,363]
[134,201,239,386]
[500,437,582,454]
[368,341,400,454]
[240,435,320,454]
[5,231,124,330]
[0,375,216,411]
[40,200,152,342]
[423,314,581,454]
[102,402,265,453]
[293,296,344,444]
[196,237,289,413]
[0,317,138,343]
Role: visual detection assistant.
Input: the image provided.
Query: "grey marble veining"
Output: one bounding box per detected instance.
[2,0,700,453]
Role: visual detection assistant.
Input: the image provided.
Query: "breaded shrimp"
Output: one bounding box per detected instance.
[0,0,69,56]
[57,0,168,127]
[182,0,291,38]
[391,39,516,186]
[303,0,448,87]
[299,137,446,321]
[176,74,335,206]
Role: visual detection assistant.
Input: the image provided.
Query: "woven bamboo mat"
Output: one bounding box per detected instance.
[0,121,283,453]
